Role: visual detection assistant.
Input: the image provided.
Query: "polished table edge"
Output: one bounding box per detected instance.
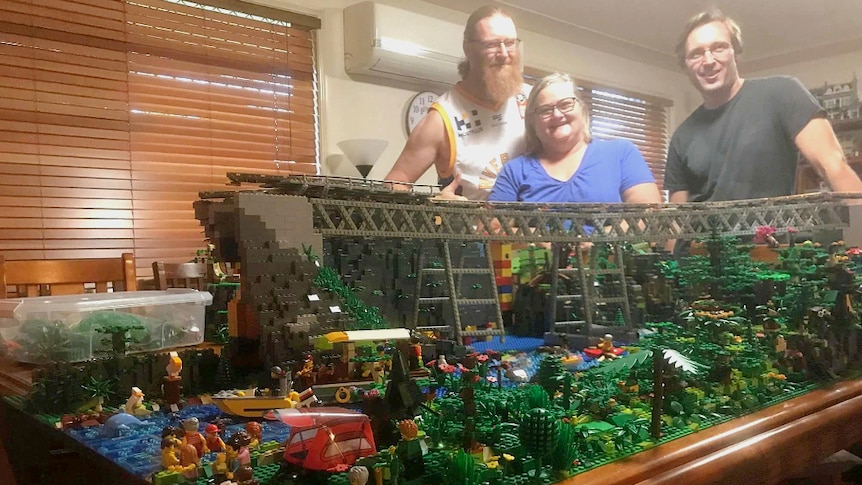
[638,393,862,485]
[566,379,862,485]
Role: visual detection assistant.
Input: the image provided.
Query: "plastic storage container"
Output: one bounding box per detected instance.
[0,289,212,363]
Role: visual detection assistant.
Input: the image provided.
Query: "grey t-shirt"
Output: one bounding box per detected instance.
[665,76,824,202]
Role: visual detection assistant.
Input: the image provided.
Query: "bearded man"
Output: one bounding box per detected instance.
[384,6,530,200]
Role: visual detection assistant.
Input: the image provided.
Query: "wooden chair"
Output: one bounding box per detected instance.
[152,261,208,290]
[0,253,137,298]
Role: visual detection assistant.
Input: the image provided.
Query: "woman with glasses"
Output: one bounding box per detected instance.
[488,73,661,203]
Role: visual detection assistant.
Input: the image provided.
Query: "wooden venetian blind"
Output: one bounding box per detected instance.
[0,0,319,271]
[580,82,671,190]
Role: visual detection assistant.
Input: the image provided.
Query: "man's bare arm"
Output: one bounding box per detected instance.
[384,109,449,188]
[665,190,689,252]
[668,190,689,203]
[796,117,862,193]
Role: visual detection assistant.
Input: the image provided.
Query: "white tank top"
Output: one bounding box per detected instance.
[431,83,530,200]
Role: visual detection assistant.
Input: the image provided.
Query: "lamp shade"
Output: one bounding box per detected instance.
[337,139,388,177]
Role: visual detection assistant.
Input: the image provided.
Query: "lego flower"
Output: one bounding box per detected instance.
[754,225,779,248]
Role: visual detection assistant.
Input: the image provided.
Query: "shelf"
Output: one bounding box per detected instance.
[796,154,862,194]
[832,117,862,131]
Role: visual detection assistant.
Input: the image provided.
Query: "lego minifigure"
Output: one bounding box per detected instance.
[125,386,150,416]
[234,465,258,485]
[181,417,209,457]
[244,421,262,450]
[296,354,316,389]
[210,452,233,484]
[348,465,369,485]
[395,419,424,480]
[227,430,252,468]
[161,425,184,447]
[166,351,183,378]
[163,351,183,408]
[205,423,226,453]
[598,334,614,354]
[160,438,181,470]
[270,366,292,397]
[179,443,200,480]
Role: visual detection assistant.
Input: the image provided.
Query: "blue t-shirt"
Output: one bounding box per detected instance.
[487,139,655,203]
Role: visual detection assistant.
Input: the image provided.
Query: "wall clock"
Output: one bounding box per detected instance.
[406,91,439,135]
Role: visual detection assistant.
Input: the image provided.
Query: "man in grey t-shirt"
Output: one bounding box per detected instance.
[665,10,862,203]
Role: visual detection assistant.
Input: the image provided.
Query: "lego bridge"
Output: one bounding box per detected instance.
[202,173,858,243]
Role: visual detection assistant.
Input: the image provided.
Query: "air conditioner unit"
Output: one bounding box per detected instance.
[343,1,463,88]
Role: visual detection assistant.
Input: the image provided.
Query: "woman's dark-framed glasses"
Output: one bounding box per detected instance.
[533,97,579,119]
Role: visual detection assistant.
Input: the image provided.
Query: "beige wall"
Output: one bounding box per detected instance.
[748,50,862,92]
[258,0,697,182]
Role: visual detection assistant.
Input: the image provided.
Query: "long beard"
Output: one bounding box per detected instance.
[482,61,523,105]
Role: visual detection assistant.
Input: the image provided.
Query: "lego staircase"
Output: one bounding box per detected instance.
[548,243,631,337]
[412,241,505,345]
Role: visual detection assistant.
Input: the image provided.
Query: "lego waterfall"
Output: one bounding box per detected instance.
[11,175,862,485]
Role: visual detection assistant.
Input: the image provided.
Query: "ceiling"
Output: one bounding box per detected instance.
[422,0,862,72]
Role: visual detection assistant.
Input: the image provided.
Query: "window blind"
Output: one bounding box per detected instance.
[580,81,671,190]
[0,0,319,270]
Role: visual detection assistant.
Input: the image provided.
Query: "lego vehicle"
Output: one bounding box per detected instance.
[211,387,318,418]
[266,407,376,471]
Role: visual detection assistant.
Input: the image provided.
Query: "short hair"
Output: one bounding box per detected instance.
[675,10,743,67]
[523,73,591,156]
[458,6,515,79]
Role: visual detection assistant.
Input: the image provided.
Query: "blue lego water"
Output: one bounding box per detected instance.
[470,336,543,353]
[66,403,290,479]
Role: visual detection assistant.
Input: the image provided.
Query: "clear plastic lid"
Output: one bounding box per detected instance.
[0,289,213,320]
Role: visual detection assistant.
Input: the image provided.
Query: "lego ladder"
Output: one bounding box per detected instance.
[413,241,505,345]
[549,244,631,336]
[549,243,591,333]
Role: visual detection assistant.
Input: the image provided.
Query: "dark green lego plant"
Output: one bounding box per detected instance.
[15,318,80,363]
[519,407,560,485]
[535,355,567,400]
[81,375,117,413]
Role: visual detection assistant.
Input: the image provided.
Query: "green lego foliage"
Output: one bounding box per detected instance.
[314,266,389,330]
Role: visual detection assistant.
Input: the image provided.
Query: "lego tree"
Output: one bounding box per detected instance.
[519,407,560,484]
[535,354,568,400]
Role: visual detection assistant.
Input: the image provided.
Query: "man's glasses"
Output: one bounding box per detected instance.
[532,97,579,119]
[471,38,521,53]
[685,41,732,65]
